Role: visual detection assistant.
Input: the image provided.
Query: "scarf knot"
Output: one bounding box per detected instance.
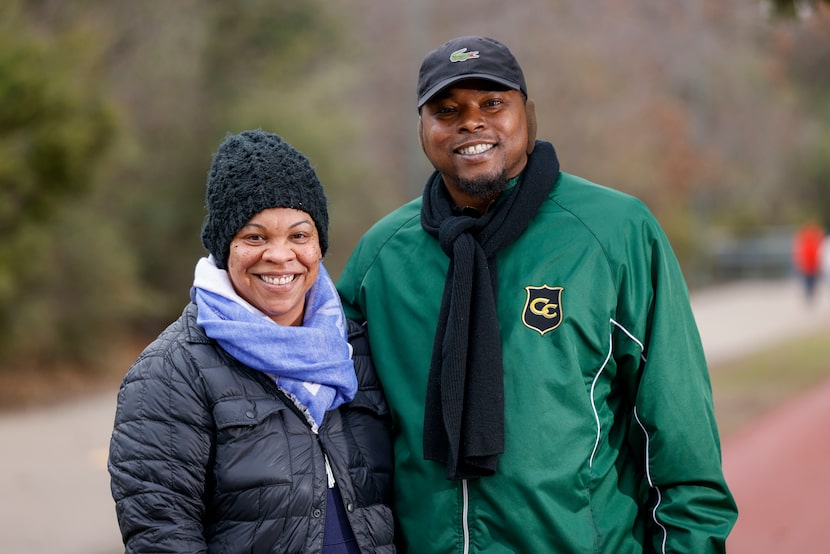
[420,140,560,480]
[191,257,357,432]
[438,215,479,255]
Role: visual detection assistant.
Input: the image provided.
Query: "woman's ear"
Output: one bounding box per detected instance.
[525,99,538,155]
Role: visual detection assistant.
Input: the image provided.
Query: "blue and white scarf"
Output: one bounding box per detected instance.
[191,256,357,431]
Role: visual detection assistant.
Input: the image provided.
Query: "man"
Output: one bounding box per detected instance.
[337,35,737,552]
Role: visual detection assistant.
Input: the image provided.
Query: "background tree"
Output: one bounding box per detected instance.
[0,2,124,367]
[769,4,830,224]
[1,0,829,380]
[763,0,830,18]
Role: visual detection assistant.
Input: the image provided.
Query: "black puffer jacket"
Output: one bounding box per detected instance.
[108,303,395,553]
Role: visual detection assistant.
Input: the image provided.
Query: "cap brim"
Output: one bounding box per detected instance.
[417,74,523,108]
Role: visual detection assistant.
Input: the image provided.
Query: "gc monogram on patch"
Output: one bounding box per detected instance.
[522,285,564,335]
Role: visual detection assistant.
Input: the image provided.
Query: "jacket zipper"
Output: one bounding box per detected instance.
[248,366,336,489]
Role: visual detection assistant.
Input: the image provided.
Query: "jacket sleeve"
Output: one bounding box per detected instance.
[616,216,738,553]
[108,338,213,553]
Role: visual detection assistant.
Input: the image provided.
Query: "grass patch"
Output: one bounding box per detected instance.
[710,327,830,439]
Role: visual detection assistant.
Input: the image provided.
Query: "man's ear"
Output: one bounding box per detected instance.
[525,99,538,155]
[418,117,426,152]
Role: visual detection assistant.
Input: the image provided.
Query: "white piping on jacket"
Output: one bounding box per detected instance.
[462,479,470,554]
[611,318,645,359]
[589,335,613,468]
[591,319,645,467]
[634,407,668,554]
[608,318,667,554]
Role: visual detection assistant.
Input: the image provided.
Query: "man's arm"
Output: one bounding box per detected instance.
[626,224,738,553]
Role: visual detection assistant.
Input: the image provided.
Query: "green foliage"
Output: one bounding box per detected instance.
[762,0,830,18]
[0,5,120,368]
[0,22,115,235]
[204,1,340,84]
[1,198,147,366]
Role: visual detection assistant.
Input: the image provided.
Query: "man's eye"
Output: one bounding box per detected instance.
[484,98,502,108]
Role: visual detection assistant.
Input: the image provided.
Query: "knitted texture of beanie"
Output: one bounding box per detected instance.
[201,130,329,269]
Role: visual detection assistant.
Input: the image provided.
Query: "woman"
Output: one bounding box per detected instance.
[108,130,395,553]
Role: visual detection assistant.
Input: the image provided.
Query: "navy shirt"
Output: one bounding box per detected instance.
[323,486,359,553]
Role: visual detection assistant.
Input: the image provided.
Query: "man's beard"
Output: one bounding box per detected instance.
[455,169,509,199]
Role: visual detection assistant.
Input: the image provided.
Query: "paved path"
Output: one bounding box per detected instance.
[0,391,121,553]
[690,277,830,365]
[0,277,827,553]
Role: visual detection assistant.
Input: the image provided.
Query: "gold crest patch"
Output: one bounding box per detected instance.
[522,285,564,335]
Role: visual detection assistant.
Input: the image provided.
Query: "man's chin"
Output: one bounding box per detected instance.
[455,173,509,198]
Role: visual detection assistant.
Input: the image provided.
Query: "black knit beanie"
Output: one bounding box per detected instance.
[201,130,329,269]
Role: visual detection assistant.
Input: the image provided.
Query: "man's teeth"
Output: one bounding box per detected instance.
[261,274,295,285]
[458,143,493,155]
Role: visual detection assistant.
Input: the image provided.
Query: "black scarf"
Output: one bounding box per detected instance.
[420,140,560,480]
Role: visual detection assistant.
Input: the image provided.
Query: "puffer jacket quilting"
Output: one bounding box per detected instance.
[109,303,395,553]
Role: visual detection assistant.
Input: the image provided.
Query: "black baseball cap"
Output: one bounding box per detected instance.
[416,36,527,109]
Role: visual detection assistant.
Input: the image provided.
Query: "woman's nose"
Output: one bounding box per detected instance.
[261,240,295,262]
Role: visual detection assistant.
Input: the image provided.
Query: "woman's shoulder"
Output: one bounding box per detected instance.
[346,320,374,385]
[123,304,230,388]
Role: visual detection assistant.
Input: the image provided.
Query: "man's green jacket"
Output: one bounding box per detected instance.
[337,164,737,553]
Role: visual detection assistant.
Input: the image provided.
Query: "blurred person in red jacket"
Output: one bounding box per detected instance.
[792,221,824,303]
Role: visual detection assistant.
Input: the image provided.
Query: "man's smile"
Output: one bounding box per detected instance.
[456,143,495,156]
